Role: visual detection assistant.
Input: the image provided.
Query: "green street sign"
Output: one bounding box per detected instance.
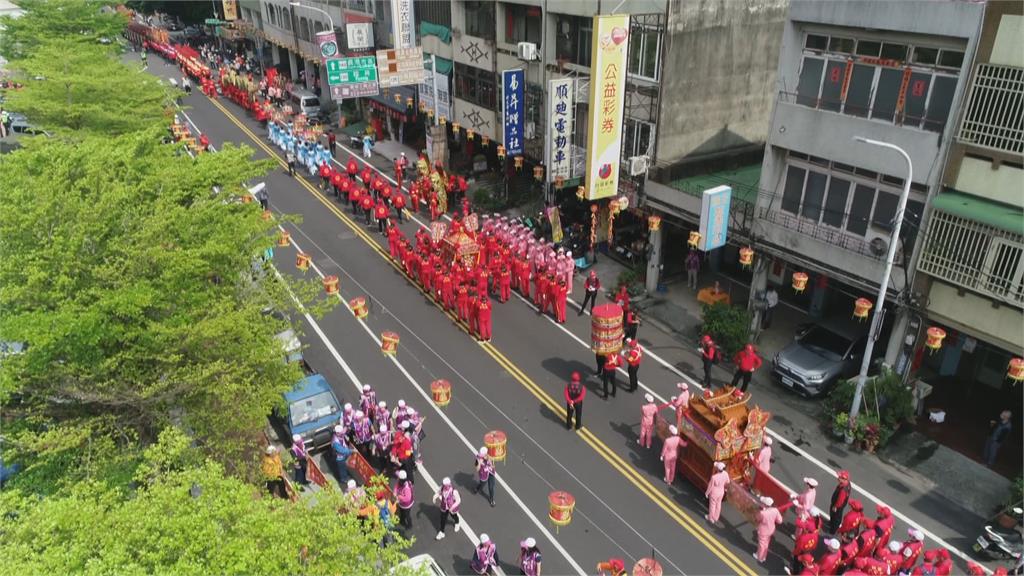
[326,56,378,86]
[205,18,228,25]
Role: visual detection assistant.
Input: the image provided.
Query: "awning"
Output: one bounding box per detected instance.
[344,10,374,24]
[367,85,417,122]
[420,21,451,44]
[932,188,1024,235]
[423,52,453,75]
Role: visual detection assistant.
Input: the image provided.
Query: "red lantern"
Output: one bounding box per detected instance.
[792,272,809,293]
[296,252,311,271]
[925,327,946,353]
[533,165,544,181]
[577,185,586,200]
[430,379,452,406]
[738,247,754,267]
[514,156,524,170]
[323,275,339,295]
[688,231,701,248]
[555,175,565,189]
[648,215,662,232]
[484,430,507,462]
[381,331,400,355]
[853,298,872,320]
[1008,358,1024,383]
[262,209,272,222]
[548,491,576,529]
[349,296,368,319]
[278,231,291,247]
[497,144,506,159]
[482,135,490,147]
[466,129,475,141]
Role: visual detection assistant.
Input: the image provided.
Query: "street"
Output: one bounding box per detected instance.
[146,53,988,575]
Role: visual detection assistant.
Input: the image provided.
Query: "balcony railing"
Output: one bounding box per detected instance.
[957,63,1024,156]
[759,207,881,259]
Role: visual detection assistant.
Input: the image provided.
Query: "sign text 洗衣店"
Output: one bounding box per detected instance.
[502,69,525,157]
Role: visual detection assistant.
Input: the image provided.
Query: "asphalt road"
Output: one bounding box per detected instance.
[140,52,986,575]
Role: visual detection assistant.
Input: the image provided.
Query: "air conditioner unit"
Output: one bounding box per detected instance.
[866,228,890,257]
[517,41,537,61]
[628,155,650,176]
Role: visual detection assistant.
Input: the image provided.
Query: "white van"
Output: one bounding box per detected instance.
[392,554,446,575]
[288,87,321,118]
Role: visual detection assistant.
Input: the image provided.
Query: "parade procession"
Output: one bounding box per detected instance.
[1,1,1021,576]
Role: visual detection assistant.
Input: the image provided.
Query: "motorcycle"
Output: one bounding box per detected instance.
[974,505,1023,561]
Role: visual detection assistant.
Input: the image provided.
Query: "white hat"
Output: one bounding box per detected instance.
[265,445,277,454]
[378,400,387,408]
[678,382,689,390]
[292,433,302,443]
[479,447,488,456]
[379,424,388,432]
[524,537,536,548]
[764,437,773,445]
[347,479,356,490]
[344,403,353,411]
[355,410,364,418]
[400,420,411,429]
[645,393,655,403]
[442,477,451,486]
[669,425,678,435]
[397,470,407,479]
[804,477,818,487]
[480,534,490,544]
[398,399,406,407]
[908,528,924,541]
[408,408,417,415]
[888,541,902,553]
[362,384,371,392]
[714,461,726,471]
[760,496,774,506]
[826,539,840,551]
[334,425,344,434]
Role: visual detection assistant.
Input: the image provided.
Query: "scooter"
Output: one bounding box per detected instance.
[974,506,1023,561]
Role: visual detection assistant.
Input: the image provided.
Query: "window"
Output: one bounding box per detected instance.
[871,68,903,122]
[556,15,592,67]
[416,0,452,29]
[299,17,310,41]
[939,50,964,70]
[801,171,828,221]
[829,37,854,54]
[823,177,851,228]
[913,47,938,66]
[464,1,494,38]
[820,60,846,111]
[505,4,541,46]
[624,118,654,159]
[797,58,824,107]
[845,64,875,117]
[782,166,806,215]
[454,63,496,109]
[924,75,957,132]
[805,34,828,51]
[314,21,324,34]
[629,25,661,81]
[902,71,931,125]
[958,64,1024,155]
[265,3,274,25]
[347,0,369,11]
[856,40,881,57]
[847,184,875,236]
[281,7,290,30]
[872,191,898,230]
[880,42,907,61]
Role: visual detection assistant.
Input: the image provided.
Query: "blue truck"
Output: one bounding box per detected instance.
[282,373,342,451]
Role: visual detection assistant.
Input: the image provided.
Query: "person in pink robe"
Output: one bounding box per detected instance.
[660,425,687,484]
[796,477,818,517]
[705,461,731,524]
[755,496,783,563]
[753,436,773,474]
[638,394,659,449]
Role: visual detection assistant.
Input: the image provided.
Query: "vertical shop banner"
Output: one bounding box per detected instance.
[221,0,238,21]
[390,0,416,49]
[502,69,525,156]
[584,14,629,200]
[548,78,574,182]
[418,67,451,120]
[316,31,339,62]
[698,185,732,252]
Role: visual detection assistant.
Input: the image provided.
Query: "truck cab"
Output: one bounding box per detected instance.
[283,374,341,451]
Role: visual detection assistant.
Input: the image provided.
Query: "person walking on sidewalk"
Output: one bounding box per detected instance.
[699,335,719,387]
[432,477,461,540]
[564,371,585,430]
[685,249,701,290]
[579,271,601,315]
[762,286,779,329]
[731,344,763,393]
[626,339,642,392]
[473,447,497,507]
[984,409,1013,467]
[829,470,852,534]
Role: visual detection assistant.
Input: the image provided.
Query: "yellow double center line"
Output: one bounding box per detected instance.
[207,97,755,576]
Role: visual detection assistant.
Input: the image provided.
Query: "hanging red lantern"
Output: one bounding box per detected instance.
[738,246,754,267]
[925,327,946,353]
[406,97,414,108]
[262,209,273,222]
[497,144,506,159]
[555,175,565,189]
[688,231,701,248]
[514,156,524,170]
[394,93,402,104]
[792,272,809,293]
[577,185,586,200]
[349,296,368,319]
[853,298,872,320]
[533,165,544,181]
[323,275,339,295]
[296,252,311,271]
[648,215,662,232]
[278,231,291,247]
[439,115,447,126]
[451,122,461,134]
[381,331,400,355]
[482,135,490,147]
[1008,358,1024,383]
[466,129,475,141]
[430,379,452,406]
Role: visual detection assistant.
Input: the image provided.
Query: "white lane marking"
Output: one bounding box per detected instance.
[281,219,684,574]
[283,230,585,576]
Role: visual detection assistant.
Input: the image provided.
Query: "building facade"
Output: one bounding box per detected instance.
[914,1,1023,415]
[752,0,987,366]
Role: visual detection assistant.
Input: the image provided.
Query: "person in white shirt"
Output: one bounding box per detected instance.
[762,286,779,329]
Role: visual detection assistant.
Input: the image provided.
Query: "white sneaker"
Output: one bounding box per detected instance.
[435,531,445,540]
[454,523,461,533]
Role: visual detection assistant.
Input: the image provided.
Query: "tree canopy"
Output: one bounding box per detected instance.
[0,0,125,59]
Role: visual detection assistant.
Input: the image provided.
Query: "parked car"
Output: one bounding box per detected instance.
[772,324,872,397]
[277,374,342,451]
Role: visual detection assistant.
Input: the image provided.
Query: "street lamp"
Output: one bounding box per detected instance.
[846,136,913,438]
[289,1,342,126]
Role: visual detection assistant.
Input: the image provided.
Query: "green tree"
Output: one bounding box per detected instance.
[0,0,125,59]
[2,40,172,135]
[0,130,325,482]
[0,428,412,576]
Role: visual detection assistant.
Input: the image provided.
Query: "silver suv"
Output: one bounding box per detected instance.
[772,324,868,397]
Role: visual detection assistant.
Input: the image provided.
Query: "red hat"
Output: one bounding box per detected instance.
[922,550,936,562]
[799,554,815,565]
[938,549,951,559]
[630,339,639,348]
[967,561,986,575]
[608,559,625,571]
[745,344,755,353]
[862,518,875,529]
[702,334,712,344]
[849,498,863,511]
[571,371,581,382]
[876,505,891,517]
[837,470,850,481]
[589,270,597,277]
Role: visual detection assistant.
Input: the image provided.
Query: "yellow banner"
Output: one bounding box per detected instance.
[222,0,239,21]
[585,14,629,201]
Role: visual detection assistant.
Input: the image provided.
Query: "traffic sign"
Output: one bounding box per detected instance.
[326,56,379,99]
[205,18,228,25]
[376,47,426,88]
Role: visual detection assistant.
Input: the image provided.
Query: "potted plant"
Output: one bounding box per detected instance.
[832,412,850,438]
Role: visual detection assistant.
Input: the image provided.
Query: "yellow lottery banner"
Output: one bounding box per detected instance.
[584,15,629,201]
